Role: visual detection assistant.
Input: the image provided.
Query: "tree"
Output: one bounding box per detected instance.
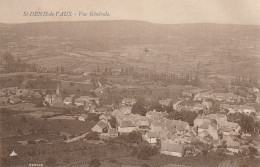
[132,98,147,116]
[86,132,99,140]
[109,116,117,128]
[137,144,158,160]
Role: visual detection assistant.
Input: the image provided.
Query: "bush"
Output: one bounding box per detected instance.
[86,132,99,140]
[137,144,158,160]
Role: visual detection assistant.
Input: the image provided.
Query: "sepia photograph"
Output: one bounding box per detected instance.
[0,0,260,166]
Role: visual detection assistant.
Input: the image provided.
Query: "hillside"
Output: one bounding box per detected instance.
[0,21,259,78]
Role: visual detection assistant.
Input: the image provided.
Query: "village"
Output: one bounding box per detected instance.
[1,65,260,166]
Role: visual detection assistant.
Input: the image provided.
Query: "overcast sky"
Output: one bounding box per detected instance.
[0,0,259,25]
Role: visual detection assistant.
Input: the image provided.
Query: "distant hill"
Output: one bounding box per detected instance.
[1,20,259,51]
[0,21,259,79]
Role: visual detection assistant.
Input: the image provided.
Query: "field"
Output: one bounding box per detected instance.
[1,21,260,79]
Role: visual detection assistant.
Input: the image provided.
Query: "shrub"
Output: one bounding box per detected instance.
[86,132,99,140]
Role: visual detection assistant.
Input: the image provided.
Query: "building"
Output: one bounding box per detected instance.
[161,140,184,157]
[74,98,85,106]
[44,94,62,106]
[144,132,160,144]
[122,98,137,106]
[159,99,173,107]
[91,120,109,133]
[63,97,73,105]
[118,120,137,134]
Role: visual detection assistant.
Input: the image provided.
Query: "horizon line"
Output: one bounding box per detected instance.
[0,20,259,26]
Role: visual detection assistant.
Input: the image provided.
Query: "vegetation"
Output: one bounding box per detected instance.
[132,98,147,116]
[136,144,159,160]
[168,110,198,126]
[86,132,99,140]
[227,113,259,133]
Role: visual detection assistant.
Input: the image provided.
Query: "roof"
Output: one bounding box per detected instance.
[147,132,160,138]
[159,99,173,106]
[108,128,117,135]
[208,113,227,120]
[74,98,85,104]
[63,97,72,102]
[97,121,108,129]
[199,122,210,129]
[120,120,136,128]
[122,98,136,104]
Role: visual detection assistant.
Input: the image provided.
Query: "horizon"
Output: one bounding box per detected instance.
[0,0,259,25]
[1,20,260,26]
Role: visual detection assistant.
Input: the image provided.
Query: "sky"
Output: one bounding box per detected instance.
[0,0,259,25]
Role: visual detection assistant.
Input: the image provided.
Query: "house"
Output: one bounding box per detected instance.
[122,98,137,106]
[218,121,241,136]
[91,120,109,133]
[225,136,240,153]
[198,122,210,133]
[171,120,190,133]
[74,98,85,106]
[107,128,118,137]
[99,113,111,121]
[52,101,67,108]
[194,114,211,128]
[225,105,256,115]
[118,120,137,134]
[198,130,210,138]
[44,94,62,106]
[181,91,193,98]
[151,121,165,132]
[144,131,160,144]
[146,110,166,118]
[160,141,184,157]
[207,114,227,123]
[201,101,213,110]
[63,97,73,105]
[208,121,218,140]
[159,99,173,107]
[79,96,99,105]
